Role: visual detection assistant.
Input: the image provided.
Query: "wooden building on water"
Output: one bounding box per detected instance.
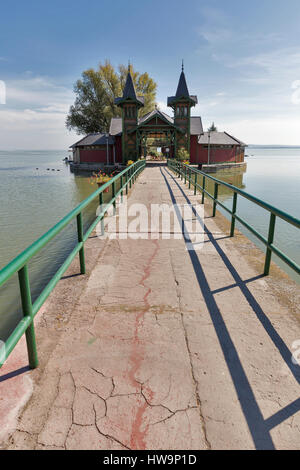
[71,65,246,167]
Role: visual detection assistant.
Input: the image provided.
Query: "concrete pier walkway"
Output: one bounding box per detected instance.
[1,164,300,450]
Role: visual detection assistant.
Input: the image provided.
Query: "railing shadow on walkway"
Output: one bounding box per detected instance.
[0,366,30,383]
[145,161,167,168]
[161,166,300,450]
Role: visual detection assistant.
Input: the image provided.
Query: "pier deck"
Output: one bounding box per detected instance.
[1,164,299,450]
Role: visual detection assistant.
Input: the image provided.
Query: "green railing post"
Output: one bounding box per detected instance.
[184,165,187,184]
[120,175,123,203]
[112,181,116,215]
[201,176,205,204]
[213,183,219,217]
[126,171,129,195]
[77,212,86,274]
[0,161,149,370]
[194,172,197,195]
[230,192,238,237]
[18,265,38,369]
[264,213,276,275]
[99,192,104,235]
[129,167,132,188]
[164,160,300,277]
[188,168,191,189]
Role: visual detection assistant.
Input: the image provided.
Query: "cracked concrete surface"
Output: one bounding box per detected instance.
[1,163,300,450]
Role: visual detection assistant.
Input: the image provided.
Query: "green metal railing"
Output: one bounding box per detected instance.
[0,160,146,369]
[168,159,300,278]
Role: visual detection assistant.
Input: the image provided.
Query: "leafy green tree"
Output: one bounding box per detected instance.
[66,61,157,134]
[208,122,217,132]
[66,69,109,135]
[177,147,190,161]
[99,60,122,125]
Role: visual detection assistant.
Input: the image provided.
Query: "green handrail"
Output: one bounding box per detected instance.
[0,160,146,369]
[167,159,300,277]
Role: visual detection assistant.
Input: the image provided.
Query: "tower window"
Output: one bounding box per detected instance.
[125,106,136,118]
[176,105,188,117]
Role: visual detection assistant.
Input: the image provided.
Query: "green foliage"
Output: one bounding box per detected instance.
[176,147,190,161]
[66,61,157,135]
[66,69,109,135]
[208,122,217,132]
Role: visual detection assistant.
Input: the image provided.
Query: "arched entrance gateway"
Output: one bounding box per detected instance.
[134,109,178,159]
[71,64,246,166]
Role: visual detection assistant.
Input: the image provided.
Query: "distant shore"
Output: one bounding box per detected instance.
[248,145,300,149]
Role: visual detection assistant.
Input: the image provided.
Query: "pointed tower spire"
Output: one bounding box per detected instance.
[115,62,144,108]
[122,66,137,100]
[167,63,197,108]
[176,63,190,98]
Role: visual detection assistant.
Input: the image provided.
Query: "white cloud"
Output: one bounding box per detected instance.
[0,75,78,149]
[156,101,169,114]
[227,47,300,76]
[6,76,73,108]
[209,117,300,145]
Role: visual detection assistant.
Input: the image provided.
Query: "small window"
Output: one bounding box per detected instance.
[125,106,136,118]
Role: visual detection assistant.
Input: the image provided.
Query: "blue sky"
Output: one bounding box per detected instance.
[1,0,300,148]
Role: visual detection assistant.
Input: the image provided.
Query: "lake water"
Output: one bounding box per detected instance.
[205,147,300,282]
[0,148,299,341]
[0,150,101,340]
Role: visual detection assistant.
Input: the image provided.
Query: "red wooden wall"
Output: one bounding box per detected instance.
[190,143,244,164]
[79,147,114,164]
[115,136,123,163]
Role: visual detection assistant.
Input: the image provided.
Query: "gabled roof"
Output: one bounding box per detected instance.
[70,133,114,148]
[198,131,246,146]
[128,108,184,134]
[190,116,203,135]
[110,110,203,136]
[138,108,174,126]
[109,117,122,136]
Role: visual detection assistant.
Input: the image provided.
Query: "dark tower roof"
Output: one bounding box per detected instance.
[175,70,190,98]
[114,66,144,108]
[123,69,137,100]
[168,63,197,107]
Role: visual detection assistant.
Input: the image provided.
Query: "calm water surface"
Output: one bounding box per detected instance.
[0,150,101,340]
[0,148,299,340]
[205,147,300,282]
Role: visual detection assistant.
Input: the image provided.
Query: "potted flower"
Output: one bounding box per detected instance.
[127,160,134,166]
[90,171,111,192]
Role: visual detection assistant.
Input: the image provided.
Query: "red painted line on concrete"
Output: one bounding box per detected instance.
[129,239,159,450]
